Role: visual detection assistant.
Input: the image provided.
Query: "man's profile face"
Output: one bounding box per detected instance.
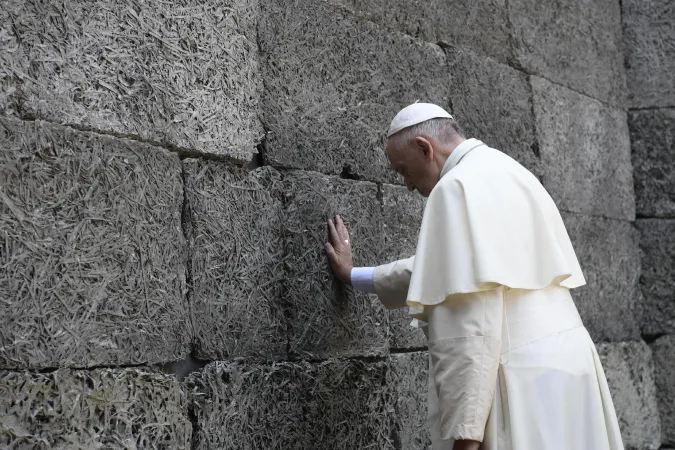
[385,137,438,197]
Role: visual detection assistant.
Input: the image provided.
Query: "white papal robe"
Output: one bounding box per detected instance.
[352,139,624,449]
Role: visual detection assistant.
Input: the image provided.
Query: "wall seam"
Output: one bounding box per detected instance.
[9,114,251,166]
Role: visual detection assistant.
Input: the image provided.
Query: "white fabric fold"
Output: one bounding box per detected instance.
[426,285,624,449]
[372,256,415,310]
[407,141,585,318]
[427,288,503,441]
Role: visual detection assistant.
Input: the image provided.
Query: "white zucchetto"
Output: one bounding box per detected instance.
[387,103,453,137]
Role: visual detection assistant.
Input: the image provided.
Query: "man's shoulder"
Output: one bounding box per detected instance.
[458,145,535,181]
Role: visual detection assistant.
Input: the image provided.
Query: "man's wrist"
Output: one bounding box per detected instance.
[344,266,354,284]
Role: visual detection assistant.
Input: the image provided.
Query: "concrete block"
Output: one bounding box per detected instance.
[623,0,675,108]
[0,0,262,160]
[382,184,424,260]
[388,352,431,450]
[651,335,675,446]
[188,361,306,450]
[533,77,635,221]
[184,161,286,360]
[562,213,641,342]
[328,0,512,63]
[189,359,396,449]
[629,109,675,218]
[282,171,389,358]
[259,0,449,183]
[381,184,426,349]
[637,220,675,336]
[447,49,540,176]
[508,0,626,106]
[0,368,191,449]
[597,341,661,450]
[0,117,189,369]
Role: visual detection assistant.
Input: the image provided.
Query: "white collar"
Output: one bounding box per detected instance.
[440,138,485,178]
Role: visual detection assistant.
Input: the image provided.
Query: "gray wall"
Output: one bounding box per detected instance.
[0,0,671,448]
[624,0,675,447]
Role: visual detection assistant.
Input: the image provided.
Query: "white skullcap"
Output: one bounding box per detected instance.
[387,103,453,137]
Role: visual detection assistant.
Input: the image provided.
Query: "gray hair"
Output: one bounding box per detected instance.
[388,117,463,149]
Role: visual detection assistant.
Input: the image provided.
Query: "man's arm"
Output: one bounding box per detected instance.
[324,216,414,309]
[371,257,415,309]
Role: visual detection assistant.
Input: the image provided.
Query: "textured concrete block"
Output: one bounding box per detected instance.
[0,118,189,369]
[509,0,626,106]
[382,184,426,349]
[184,162,286,360]
[388,352,431,450]
[189,359,396,449]
[328,0,512,63]
[623,0,675,108]
[447,49,540,175]
[533,77,635,221]
[651,335,675,446]
[283,171,388,358]
[562,213,641,342]
[0,0,262,160]
[0,368,191,449]
[637,220,675,336]
[597,341,661,450]
[382,185,424,260]
[630,109,675,218]
[188,361,305,450]
[259,0,449,183]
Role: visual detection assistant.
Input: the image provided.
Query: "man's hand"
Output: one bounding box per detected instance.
[453,440,481,450]
[324,215,353,284]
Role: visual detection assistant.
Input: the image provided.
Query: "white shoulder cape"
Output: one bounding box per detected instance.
[407,140,585,317]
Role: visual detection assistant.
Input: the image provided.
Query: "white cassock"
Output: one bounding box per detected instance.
[352,139,624,449]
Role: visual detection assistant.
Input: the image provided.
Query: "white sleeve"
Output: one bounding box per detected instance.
[426,287,504,442]
[372,256,415,310]
[350,267,376,293]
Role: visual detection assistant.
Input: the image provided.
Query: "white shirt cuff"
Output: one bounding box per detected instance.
[350,267,376,293]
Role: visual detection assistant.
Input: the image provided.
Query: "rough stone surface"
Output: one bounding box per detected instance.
[0,0,262,160]
[259,0,449,183]
[597,341,661,450]
[184,162,286,360]
[447,48,540,176]
[629,109,675,218]
[637,220,675,336]
[381,184,426,349]
[533,77,635,221]
[0,118,189,369]
[622,0,675,108]
[388,352,431,450]
[509,0,626,106]
[188,359,397,449]
[0,368,191,449]
[651,335,675,446]
[283,171,388,358]
[328,0,512,63]
[562,213,641,342]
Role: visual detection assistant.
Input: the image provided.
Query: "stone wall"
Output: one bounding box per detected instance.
[624,0,675,447]
[0,0,670,448]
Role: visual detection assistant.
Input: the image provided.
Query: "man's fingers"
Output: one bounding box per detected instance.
[324,242,337,262]
[327,219,341,246]
[336,215,349,242]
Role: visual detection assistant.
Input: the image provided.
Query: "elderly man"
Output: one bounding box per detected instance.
[325,103,624,450]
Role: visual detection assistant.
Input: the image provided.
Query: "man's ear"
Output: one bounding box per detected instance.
[413,136,434,161]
